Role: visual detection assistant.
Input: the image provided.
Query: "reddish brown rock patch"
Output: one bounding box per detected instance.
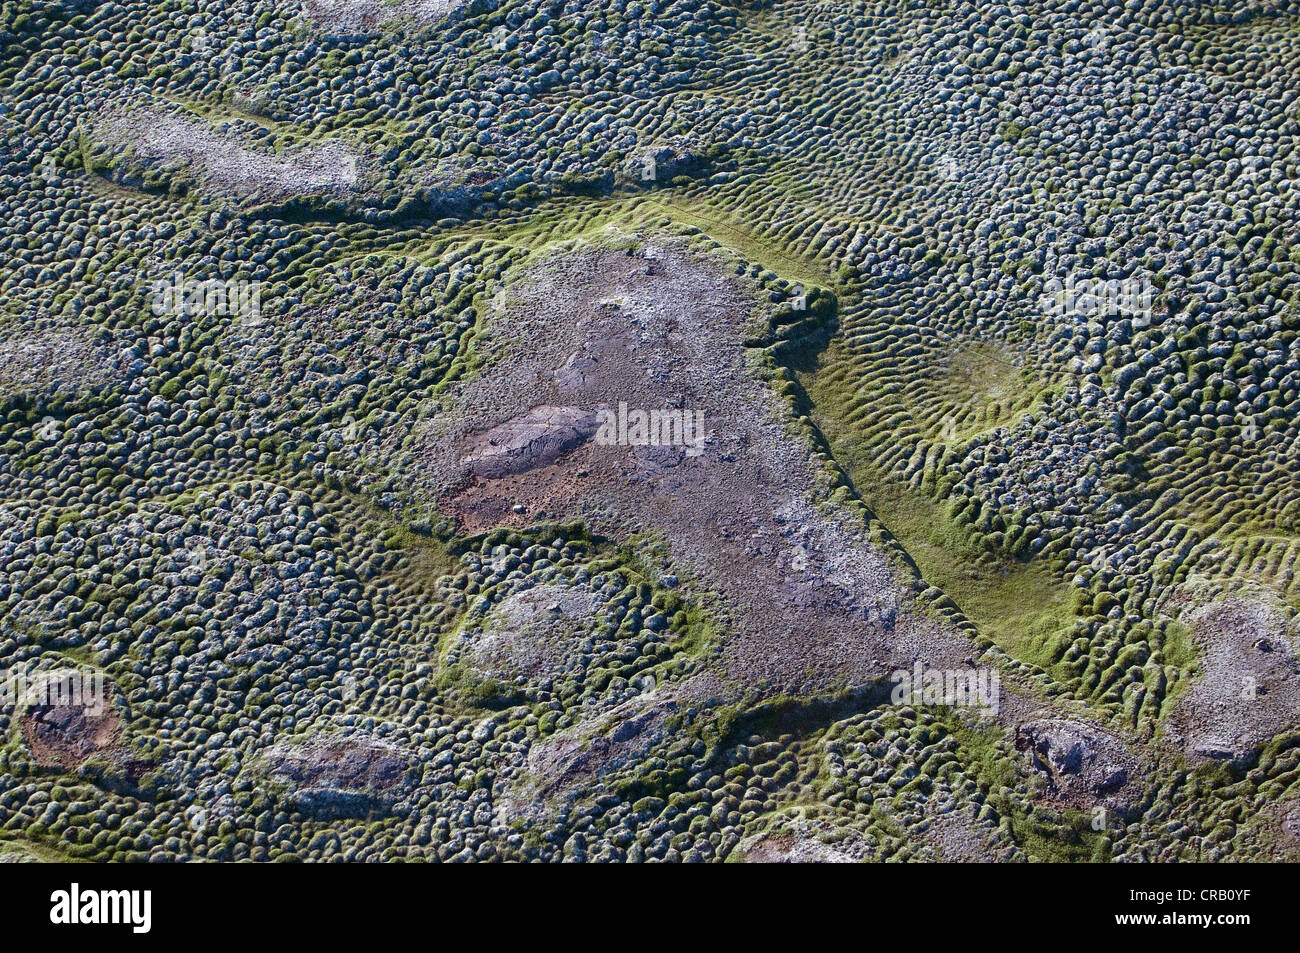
[19,676,122,769]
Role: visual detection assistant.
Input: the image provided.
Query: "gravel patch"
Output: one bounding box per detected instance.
[300,0,464,36]
[735,827,862,863]
[456,582,601,683]
[0,327,127,398]
[96,106,361,206]
[918,808,1018,862]
[1166,596,1300,761]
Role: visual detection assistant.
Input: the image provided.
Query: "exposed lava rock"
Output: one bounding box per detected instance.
[262,735,417,817]
[1015,717,1134,804]
[1166,596,1300,762]
[461,405,599,479]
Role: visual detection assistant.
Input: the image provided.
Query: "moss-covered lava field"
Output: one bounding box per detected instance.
[2,0,1300,863]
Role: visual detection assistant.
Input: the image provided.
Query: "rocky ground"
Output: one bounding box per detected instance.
[300,0,466,37]
[94,105,363,208]
[1165,591,1300,761]
[425,240,971,695]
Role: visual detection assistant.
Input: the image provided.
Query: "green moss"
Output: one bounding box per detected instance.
[1012,808,1110,863]
[1160,618,1197,671]
[803,359,1077,671]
